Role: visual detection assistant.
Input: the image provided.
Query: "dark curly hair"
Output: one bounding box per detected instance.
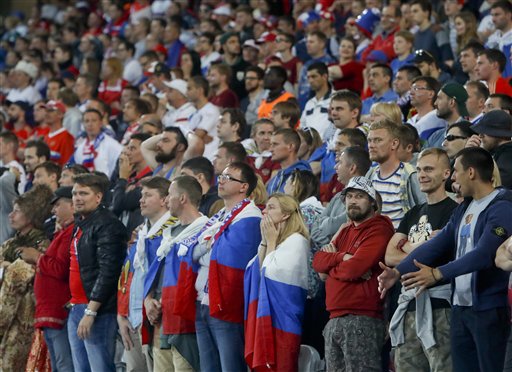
[15,184,53,230]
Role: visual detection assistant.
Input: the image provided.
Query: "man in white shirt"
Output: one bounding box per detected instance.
[116,40,143,85]
[197,32,221,76]
[161,79,196,129]
[6,61,42,106]
[486,1,512,77]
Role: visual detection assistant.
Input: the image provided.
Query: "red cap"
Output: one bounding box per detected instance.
[153,44,168,55]
[256,32,277,44]
[44,100,66,114]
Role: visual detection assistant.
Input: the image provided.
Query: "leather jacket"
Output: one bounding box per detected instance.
[75,205,127,314]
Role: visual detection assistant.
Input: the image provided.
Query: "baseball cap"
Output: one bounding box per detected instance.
[243,39,261,51]
[163,79,188,97]
[413,49,435,65]
[44,100,66,113]
[213,4,232,17]
[9,100,31,112]
[50,186,73,204]
[472,110,512,138]
[220,31,238,45]
[440,83,469,117]
[341,176,377,201]
[256,32,276,44]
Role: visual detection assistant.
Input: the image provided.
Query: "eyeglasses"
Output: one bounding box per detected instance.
[244,76,259,81]
[217,174,246,184]
[411,85,431,92]
[444,134,468,142]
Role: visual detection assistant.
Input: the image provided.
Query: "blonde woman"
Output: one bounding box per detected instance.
[454,11,479,55]
[245,194,309,372]
[369,102,403,125]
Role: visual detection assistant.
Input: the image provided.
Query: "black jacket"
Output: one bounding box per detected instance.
[75,205,127,314]
[493,142,512,189]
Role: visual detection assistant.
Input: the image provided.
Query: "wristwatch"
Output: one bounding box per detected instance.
[84,308,97,317]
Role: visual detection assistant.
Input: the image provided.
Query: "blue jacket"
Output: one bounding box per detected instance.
[266,160,312,195]
[396,188,512,311]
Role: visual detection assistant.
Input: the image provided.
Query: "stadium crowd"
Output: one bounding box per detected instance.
[3,0,512,371]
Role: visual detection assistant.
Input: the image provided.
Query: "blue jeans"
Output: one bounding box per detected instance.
[195,303,245,372]
[43,324,74,372]
[67,304,118,372]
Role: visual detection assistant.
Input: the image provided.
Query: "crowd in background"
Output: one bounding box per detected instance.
[2,0,512,371]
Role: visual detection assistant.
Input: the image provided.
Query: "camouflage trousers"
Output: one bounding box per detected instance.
[394,308,452,372]
[323,315,385,372]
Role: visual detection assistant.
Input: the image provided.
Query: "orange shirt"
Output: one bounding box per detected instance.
[257,91,295,119]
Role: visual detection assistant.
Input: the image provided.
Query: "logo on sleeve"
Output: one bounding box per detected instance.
[493,226,507,237]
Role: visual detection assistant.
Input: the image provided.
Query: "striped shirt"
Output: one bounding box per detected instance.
[370,163,406,229]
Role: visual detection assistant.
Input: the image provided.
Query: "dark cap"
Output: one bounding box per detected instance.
[219,31,238,45]
[154,62,170,75]
[9,100,31,112]
[472,110,512,138]
[413,49,435,65]
[50,186,73,204]
[440,83,469,117]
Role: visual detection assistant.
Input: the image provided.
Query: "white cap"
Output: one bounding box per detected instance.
[341,176,377,201]
[213,4,232,16]
[242,39,260,51]
[163,79,188,98]
[14,60,38,79]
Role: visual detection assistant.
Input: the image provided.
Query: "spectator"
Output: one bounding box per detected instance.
[0,185,52,371]
[217,108,246,144]
[428,83,469,148]
[1,132,27,193]
[384,148,457,372]
[98,57,128,117]
[117,176,174,372]
[390,31,415,75]
[267,128,312,194]
[43,100,75,166]
[198,32,222,76]
[367,119,425,228]
[141,127,188,180]
[67,173,127,372]
[58,87,82,137]
[369,102,403,126]
[258,66,295,119]
[313,176,395,372]
[464,81,490,124]
[181,157,222,217]
[274,32,302,87]
[161,79,197,131]
[241,66,265,127]
[475,49,512,95]
[143,176,207,371]
[407,76,445,143]
[443,0,466,57]
[46,77,64,101]
[112,132,153,233]
[410,0,454,67]
[0,168,17,244]
[393,65,421,120]
[121,98,152,145]
[213,142,247,178]
[74,73,97,113]
[486,1,512,77]
[327,37,364,93]
[454,11,479,57]
[484,93,512,114]
[33,161,60,191]
[300,62,335,140]
[116,39,143,85]
[6,100,33,143]
[245,193,309,371]
[187,76,221,160]
[193,162,261,372]
[6,60,42,105]
[71,109,123,177]
[361,4,401,64]
[468,110,512,189]
[412,49,452,85]
[243,119,280,184]
[58,164,89,187]
[297,127,323,161]
[396,124,421,166]
[241,39,260,66]
[379,147,512,372]
[459,42,485,84]
[18,186,75,372]
[297,31,335,110]
[361,63,399,116]
[219,32,250,99]
[208,63,240,108]
[180,49,202,82]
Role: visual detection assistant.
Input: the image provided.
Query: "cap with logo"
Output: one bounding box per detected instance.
[341,176,377,201]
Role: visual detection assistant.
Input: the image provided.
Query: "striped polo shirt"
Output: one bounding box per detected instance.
[370,163,406,229]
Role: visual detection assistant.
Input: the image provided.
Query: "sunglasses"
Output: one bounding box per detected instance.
[444,134,468,142]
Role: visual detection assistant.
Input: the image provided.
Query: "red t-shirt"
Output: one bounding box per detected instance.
[44,128,75,166]
[98,78,128,116]
[69,227,89,305]
[330,60,364,93]
[246,156,281,184]
[281,56,301,85]
[210,89,239,108]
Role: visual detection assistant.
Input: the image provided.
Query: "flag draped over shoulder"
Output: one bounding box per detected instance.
[208,201,262,323]
[159,215,209,334]
[244,233,309,372]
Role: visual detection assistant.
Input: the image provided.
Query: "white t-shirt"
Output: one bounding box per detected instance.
[189,102,220,160]
[6,85,42,106]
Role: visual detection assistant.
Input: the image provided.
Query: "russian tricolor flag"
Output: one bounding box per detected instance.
[244,233,309,371]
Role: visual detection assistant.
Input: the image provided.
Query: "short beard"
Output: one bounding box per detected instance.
[155,146,177,164]
[347,206,373,222]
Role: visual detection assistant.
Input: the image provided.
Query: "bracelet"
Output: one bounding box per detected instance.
[431,268,439,282]
[84,308,97,317]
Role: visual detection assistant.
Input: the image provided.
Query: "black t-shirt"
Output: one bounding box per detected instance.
[397,197,458,266]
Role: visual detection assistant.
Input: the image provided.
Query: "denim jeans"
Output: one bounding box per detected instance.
[67,304,118,372]
[195,303,245,372]
[43,324,74,372]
